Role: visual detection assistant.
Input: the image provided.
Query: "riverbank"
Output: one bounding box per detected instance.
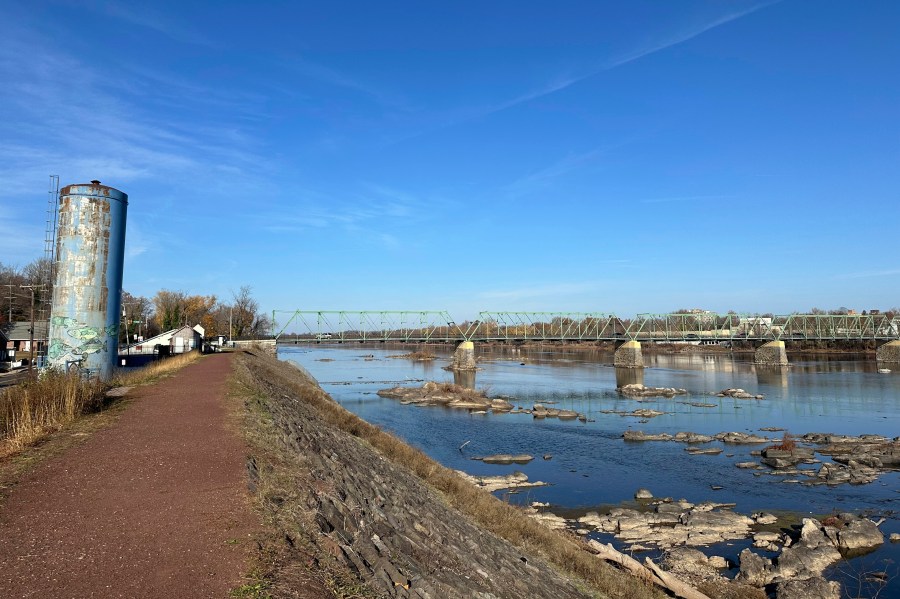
[231,349,672,599]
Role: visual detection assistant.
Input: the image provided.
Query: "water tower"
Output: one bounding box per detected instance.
[47,180,128,379]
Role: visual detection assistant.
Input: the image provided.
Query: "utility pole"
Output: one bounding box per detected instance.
[229,306,233,345]
[3,284,13,322]
[122,305,131,356]
[20,284,42,373]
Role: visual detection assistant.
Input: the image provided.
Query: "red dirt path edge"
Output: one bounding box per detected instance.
[0,353,260,599]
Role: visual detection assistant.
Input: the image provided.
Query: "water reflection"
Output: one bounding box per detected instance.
[453,369,477,389]
[614,367,644,388]
[756,366,789,388]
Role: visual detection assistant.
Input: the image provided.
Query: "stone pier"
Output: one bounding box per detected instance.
[449,341,477,371]
[613,340,643,369]
[754,340,788,366]
[876,340,900,363]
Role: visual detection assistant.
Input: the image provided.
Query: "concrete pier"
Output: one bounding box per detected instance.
[449,341,477,371]
[876,340,900,363]
[754,340,788,366]
[613,340,643,369]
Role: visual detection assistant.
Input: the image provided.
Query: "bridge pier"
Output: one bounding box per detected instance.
[449,341,477,371]
[876,340,900,363]
[754,340,788,366]
[613,340,643,369]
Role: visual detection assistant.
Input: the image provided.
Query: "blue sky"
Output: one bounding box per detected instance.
[2,0,898,320]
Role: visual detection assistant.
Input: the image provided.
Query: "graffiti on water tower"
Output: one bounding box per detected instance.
[47,315,116,365]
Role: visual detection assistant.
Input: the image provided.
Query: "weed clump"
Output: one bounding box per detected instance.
[0,370,105,456]
[770,432,796,452]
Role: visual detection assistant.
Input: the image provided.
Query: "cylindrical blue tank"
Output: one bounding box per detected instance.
[48,180,128,379]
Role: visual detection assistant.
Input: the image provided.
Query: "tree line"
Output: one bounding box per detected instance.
[122,285,270,342]
[2,258,269,341]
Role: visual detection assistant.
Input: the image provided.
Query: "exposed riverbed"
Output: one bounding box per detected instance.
[279,343,899,597]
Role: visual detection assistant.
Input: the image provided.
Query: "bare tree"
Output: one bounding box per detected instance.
[230,285,269,338]
[120,291,154,342]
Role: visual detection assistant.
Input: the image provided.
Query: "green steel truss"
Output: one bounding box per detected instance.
[273,310,472,342]
[273,310,900,343]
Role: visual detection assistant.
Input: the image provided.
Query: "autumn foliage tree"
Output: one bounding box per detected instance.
[152,290,217,333]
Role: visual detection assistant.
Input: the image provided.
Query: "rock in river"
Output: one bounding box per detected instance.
[618,383,687,397]
[455,470,548,493]
[475,454,535,465]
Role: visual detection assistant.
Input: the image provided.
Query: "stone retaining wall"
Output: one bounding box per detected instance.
[241,354,592,599]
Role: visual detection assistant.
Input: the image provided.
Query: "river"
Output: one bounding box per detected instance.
[279,343,899,596]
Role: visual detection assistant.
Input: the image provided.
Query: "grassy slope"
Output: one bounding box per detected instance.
[230,349,665,599]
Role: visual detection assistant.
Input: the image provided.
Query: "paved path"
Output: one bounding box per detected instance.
[0,353,258,598]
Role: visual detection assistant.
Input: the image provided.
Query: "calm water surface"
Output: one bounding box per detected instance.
[279,344,899,594]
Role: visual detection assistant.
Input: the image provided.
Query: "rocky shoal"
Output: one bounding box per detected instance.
[377,382,592,421]
[539,490,885,599]
[623,430,899,487]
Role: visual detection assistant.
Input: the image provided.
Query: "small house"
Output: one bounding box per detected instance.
[2,321,49,356]
[169,325,204,355]
[118,324,206,367]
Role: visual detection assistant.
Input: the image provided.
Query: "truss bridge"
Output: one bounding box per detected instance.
[272,310,900,368]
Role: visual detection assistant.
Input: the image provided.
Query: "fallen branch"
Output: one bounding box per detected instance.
[587,540,655,584]
[586,539,712,599]
[644,557,713,599]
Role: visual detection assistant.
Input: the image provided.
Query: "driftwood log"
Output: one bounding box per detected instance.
[586,540,712,599]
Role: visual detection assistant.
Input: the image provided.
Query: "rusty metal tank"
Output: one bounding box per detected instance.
[48,180,128,379]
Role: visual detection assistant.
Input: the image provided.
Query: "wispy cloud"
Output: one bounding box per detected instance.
[260,182,432,235]
[504,147,608,196]
[465,2,779,123]
[283,57,409,110]
[124,224,149,261]
[0,23,273,198]
[79,1,216,47]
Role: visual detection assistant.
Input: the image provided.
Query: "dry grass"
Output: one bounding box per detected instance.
[403,351,436,361]
[769,431,796,452]
[112,351,202,387]
[0,351,202,460]
[0,371,105,457]
[235,351,664,599]
[433,381,490,402]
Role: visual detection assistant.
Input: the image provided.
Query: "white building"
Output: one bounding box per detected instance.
[121,324,205,356]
